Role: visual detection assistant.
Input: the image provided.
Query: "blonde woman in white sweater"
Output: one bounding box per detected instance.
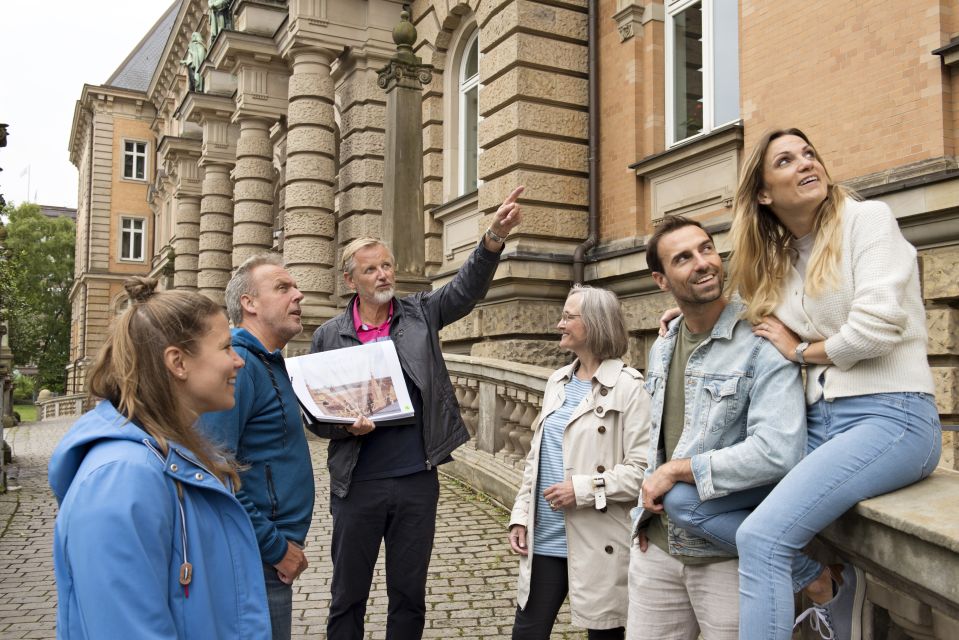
[727,128,942,640]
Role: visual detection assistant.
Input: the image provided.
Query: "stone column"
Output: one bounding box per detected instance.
[332,49,390,301]
[160,138,203,291]
[198,161,235,305]
[182,94,238,306]
[232,117,277,267]
[377,10,433,295]
[173,193,201,290]
[284,48,338,333]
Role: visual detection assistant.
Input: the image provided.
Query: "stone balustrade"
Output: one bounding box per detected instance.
[442,353,959,640]
[35,394,87,421]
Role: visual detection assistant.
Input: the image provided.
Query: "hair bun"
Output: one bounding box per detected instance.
[124,277,159,303]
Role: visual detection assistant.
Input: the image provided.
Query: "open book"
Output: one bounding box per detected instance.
[286,341,415,424]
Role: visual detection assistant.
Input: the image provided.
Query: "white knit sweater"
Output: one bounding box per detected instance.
[774,198,935,404]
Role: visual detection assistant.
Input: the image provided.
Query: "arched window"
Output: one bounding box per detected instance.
[458,30,479,195]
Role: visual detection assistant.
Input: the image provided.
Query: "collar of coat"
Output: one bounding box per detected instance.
[552,357,625,388]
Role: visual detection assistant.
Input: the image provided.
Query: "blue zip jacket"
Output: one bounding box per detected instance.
[49,401,270,639]
[199,328,315,565]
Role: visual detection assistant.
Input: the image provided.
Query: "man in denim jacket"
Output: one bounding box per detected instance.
[626,216,806,640]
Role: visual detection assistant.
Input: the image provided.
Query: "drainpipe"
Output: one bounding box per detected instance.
[572,1,599,284]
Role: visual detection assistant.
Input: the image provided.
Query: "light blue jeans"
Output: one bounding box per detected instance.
[734,392,941,640]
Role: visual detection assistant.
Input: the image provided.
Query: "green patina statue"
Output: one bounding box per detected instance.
[209,0,232,43]
[180,32,207,92]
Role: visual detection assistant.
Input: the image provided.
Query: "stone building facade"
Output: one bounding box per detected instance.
[68,0,957,457]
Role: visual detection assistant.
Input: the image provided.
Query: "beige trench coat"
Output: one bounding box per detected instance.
[509,358,650,629]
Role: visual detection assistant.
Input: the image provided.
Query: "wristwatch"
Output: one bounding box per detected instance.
[795,341,810,365]
[485,226,507,244]
[593,476,607,511]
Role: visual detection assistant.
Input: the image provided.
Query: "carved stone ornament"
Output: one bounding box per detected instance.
[612,2,647,42]
[377,60,433,90]
[377,10,434,91]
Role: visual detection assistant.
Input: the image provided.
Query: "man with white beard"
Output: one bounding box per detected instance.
[309,187,523,639]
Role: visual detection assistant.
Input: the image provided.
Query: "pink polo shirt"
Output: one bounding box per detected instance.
[352,299,394,344]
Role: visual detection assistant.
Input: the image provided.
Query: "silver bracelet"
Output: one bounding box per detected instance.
[485,227,507,244]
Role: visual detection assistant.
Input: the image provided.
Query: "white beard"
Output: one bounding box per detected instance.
[372,288,394,304]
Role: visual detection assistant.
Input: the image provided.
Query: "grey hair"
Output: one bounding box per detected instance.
[225,252,285,326]
[568,285,629,360]
[340,237,394,275]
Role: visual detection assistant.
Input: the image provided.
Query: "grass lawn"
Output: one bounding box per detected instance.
[13,404,37,423]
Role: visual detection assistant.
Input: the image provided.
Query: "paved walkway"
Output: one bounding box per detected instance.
[0,418,583,639]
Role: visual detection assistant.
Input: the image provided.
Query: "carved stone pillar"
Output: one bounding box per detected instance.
[182,93,238,305]
[232,117,276,267]
[377,11,433,295]
[198,162,235,304]
[173,194,201,290]
[159,136,203,290]
[206,28,290,269]
[283,49,338,336]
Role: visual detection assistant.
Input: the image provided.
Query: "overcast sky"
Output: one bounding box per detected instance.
[0,0,176,209]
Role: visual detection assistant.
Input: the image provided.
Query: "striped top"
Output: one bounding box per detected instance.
[534,375,591,558]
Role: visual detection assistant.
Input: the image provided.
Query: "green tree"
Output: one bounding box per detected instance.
[1,203,75,392]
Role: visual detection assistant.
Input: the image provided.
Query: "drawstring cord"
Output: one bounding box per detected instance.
[143,439,192,598]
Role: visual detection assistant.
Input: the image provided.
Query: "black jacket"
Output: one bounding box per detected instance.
[309,241,502,497]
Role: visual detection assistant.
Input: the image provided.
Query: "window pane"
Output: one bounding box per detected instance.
[464,36,478,81]
[133,219,143,230]
[124,155,133,178]
[712,0,740,127]
[673,3,703,142]
[136,156,145,180]
[122,232,131,259]
[125,141,134,153]
[136,142,146,154]
[463,86,478,193]
[133,235,142,260]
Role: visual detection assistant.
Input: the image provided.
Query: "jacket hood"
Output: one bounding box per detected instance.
[231,327,278,356]
[48,400,153,503]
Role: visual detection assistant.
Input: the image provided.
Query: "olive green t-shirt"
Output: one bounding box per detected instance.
[645,320,726,565]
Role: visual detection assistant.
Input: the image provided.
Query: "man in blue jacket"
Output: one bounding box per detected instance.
[310,186,523,640]
[201,253,313,640]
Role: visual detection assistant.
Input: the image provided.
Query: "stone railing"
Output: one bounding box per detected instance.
[36,394,87,421]
[443,354,553,507]
[442,354,959,639]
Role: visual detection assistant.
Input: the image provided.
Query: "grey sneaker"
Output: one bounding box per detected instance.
[794,603,835,640]
[795,564,865,640]
[822,564,865,640]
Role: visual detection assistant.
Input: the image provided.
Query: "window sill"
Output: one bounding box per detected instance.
[631,123,744,222]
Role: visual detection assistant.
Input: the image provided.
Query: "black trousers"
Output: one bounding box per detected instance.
[327,470,439,640]
[512,554,626,640]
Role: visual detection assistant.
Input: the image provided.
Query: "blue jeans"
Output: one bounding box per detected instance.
[263,562,293,640]
[735,392,941,640]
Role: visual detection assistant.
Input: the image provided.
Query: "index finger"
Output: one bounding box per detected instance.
[503,185,525,205]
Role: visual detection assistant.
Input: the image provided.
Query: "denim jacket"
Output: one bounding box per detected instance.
[632,299,806,557]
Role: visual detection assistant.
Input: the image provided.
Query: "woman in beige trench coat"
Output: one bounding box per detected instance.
[508,285,650,639]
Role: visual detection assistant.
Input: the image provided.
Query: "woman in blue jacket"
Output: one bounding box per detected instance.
[49,277,271,639]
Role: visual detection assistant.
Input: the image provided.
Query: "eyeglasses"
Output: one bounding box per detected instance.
[559,312,582,323]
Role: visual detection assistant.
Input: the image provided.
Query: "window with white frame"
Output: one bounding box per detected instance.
[123,140,148,180]
[458,30,480,195]
[120,217,145,261]
[666,0,739,146]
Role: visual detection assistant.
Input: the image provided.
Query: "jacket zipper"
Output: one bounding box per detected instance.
[265,463,279,520]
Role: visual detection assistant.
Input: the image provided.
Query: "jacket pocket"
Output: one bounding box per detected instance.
[264,463,279,520]
[703,376,741,434]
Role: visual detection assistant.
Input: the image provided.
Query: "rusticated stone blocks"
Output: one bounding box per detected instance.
[922,246,959,302]
[470,339,570,369]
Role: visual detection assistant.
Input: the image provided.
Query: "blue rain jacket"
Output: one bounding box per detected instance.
[49,400,271,639]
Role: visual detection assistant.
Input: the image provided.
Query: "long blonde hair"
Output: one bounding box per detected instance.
[88,277,240,487]
[728,128,855,323]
